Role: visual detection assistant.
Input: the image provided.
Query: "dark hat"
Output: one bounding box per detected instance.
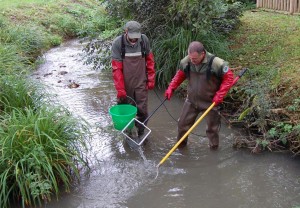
[125,21,141,39]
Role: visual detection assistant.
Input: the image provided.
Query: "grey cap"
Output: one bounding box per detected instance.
[125,21,141,39]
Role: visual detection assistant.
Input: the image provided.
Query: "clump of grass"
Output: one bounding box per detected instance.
[0,76,40,114]
[0,19,48,64]
[0,44,29,76]
[0,106,89,208]
[46,14,80,38]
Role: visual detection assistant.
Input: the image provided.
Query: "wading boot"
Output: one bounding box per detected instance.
[177,138,187,149]
[209,144,219,150]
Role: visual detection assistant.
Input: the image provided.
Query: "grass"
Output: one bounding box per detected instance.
[229,10,300,90]
[0,0,106,207]
[227,10,300,152]
[0,0,54,9]
[0,106,89,207]
[0,76,90,207]
[0,76,38,113]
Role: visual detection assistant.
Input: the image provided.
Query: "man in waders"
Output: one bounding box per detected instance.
[165,41,234,149]
[111,21,155,137]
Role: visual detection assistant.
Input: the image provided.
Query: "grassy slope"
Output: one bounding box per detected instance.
[0,0,48,9]
[229,9,300,121]
[225,9,300,153]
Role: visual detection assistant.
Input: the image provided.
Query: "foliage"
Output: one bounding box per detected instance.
[227,11,300,154]
[85,0,245,88]
[212,2,244,35]
[0,106,89,208]
[0,76,40,114]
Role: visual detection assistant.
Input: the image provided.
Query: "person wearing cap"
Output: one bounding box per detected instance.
[111,21,155,136]
[164,41,234,149]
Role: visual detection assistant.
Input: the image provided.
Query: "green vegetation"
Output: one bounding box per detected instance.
[0,106,88,207]
[228,11,300,154]
[0,0,108,207]
[0,0,51,9]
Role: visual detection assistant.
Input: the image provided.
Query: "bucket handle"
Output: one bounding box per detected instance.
[125,95,137,107]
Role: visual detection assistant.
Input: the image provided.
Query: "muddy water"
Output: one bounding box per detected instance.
[32,40,300,208]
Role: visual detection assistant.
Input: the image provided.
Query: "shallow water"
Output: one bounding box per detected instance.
[32,40,300,208]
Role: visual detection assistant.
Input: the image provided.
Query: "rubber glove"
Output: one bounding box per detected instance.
[165,70,186,100]
[213,69,234,105]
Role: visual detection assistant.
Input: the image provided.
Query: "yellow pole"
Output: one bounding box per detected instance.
[157,102,216,168]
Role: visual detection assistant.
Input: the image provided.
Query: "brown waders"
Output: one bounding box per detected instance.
[177,71,221,149]
[120,55,148,135]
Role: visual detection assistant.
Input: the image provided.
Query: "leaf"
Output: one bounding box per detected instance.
[238,107,251,121]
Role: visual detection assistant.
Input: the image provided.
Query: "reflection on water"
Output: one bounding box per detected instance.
[33,40,300,208]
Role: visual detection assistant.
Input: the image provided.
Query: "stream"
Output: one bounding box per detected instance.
[32,39,300,208]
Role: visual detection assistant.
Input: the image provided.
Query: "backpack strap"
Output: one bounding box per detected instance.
[140,35,146,58]
[206,56,215,81]
[121,34,126,59]
[184,62,191,78]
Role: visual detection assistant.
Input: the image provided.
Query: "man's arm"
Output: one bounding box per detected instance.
[212,66,234,105]
[146,52,155,90]
[111,37,126,98]
[165,70,186,100]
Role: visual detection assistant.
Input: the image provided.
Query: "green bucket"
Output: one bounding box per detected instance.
[109,104,137,130]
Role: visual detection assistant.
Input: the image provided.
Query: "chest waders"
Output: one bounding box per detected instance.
[157,68,248,168]
[120,35,148,134]
[177,56,222,149]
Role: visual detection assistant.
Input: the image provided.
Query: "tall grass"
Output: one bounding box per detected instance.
[0,106,89,207]
[0,43,29,76]
[0,76,40,114]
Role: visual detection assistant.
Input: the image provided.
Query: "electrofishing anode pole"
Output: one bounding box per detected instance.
[156,68,248,168]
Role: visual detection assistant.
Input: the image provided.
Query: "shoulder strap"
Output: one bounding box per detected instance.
[206,56,215,81]
[121,34,125,59]
[140,35,146,58]
[184,62,191,78]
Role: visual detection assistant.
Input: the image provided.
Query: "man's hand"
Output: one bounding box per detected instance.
[164,88,173,100]
[213,69,234,106]
[164,70,186,100]
[147,81,155,90]
[212,95,223,106]
[117,90,126,99]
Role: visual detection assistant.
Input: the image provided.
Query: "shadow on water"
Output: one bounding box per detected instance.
[32,40,300,208]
